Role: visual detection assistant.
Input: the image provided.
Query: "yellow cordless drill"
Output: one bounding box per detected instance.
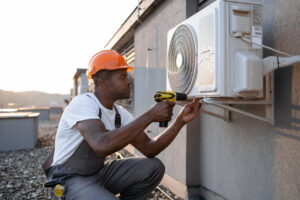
[154,91,187,127]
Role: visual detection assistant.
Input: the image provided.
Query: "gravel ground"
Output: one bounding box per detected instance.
[0,114,184,200]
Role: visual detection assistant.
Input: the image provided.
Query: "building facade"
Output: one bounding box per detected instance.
[105,0,300,199]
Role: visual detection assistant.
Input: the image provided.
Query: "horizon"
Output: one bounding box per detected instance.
[0,88,69,95]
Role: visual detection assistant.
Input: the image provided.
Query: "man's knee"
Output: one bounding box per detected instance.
[144,157,165,182]
[151,158,165,175]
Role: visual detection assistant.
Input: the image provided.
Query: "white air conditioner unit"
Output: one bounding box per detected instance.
[166,0,264,98]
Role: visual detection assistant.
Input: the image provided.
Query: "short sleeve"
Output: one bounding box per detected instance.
[63,94,100,128]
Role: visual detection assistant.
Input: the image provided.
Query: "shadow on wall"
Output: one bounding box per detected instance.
[275,66,300,140]
[272,0,300,139]
[265,0,300,199]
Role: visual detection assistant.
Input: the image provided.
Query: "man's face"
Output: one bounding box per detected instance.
[108,69,132,100]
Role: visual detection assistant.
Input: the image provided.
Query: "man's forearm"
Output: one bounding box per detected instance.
[79,101,177,158]
[146,117,185,157]
[98,112,153,156]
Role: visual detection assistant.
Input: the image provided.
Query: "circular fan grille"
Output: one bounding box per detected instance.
[168,24,197,94]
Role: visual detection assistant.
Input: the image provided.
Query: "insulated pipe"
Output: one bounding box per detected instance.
[263,56,300,75]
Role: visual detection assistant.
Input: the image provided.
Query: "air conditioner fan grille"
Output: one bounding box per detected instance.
[168,24,197,94]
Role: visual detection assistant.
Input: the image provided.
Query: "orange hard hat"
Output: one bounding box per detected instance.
[87,50,133,79]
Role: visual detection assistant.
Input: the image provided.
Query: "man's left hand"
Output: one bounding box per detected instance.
[178,98,201,124]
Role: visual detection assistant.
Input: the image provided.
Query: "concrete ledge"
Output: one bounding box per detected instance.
[17,107,50,121]
[0,112,39,151]
[0,109,18,113]
[50,106,63,115]
[124,144,136,155]
[188,186,227,200]
[161,173,187,199]
[0,112,39,119]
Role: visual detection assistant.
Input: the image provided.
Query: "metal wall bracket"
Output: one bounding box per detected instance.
[199,73,275,125]
[200,99,273,125]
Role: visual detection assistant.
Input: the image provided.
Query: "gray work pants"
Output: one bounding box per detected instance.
[63,157,165,200]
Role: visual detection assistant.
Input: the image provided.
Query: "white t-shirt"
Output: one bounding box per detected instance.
[52,93,134,166]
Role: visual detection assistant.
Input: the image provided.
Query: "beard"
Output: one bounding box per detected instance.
[111,87,131,100]
[118,90,131,100]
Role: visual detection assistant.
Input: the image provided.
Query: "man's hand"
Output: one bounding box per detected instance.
[178,98,201,124]
[147,101,176,122]
[131,98,200,158]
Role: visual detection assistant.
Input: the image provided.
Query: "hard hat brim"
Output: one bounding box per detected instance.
[88,65,134,79]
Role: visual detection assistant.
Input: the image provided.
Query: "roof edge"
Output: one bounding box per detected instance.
[104,0,163,50]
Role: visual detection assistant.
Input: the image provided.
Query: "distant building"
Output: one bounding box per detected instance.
[72,68,89,97]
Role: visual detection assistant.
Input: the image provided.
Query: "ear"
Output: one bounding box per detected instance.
[99,78,109,89]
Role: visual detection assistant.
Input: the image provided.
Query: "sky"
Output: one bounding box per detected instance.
[0,0,137,94]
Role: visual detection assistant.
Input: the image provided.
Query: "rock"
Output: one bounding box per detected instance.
[31,193,38,198]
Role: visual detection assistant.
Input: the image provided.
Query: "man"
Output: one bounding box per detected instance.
[49,50,200,199]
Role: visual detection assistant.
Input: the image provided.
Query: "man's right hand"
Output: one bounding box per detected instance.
[147,101,175,122]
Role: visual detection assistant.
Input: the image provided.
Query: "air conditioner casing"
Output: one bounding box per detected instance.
[166,0,263,98]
